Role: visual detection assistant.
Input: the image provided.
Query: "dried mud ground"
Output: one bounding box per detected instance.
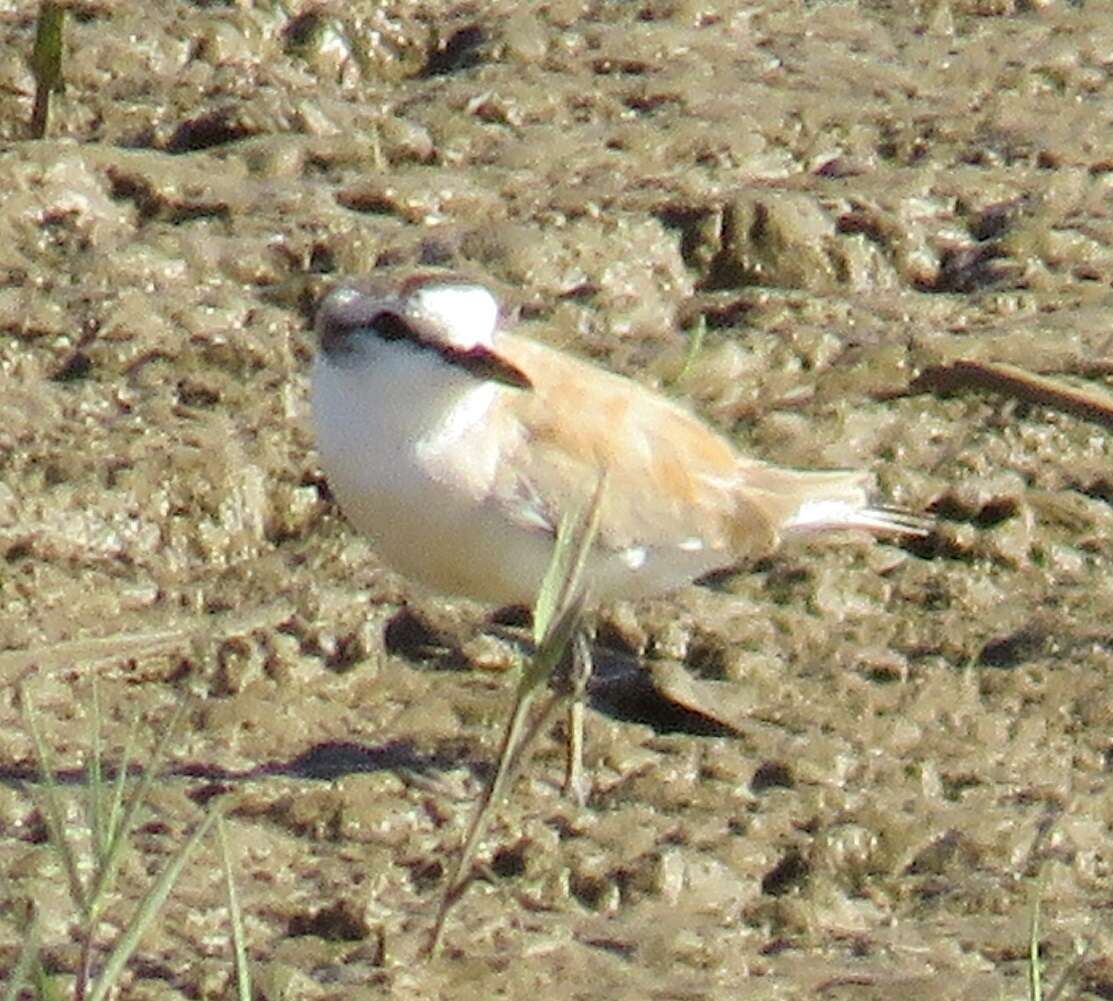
[2,2,1113,999]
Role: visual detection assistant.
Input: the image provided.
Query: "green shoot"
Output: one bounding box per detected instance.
[1023,862,1089,1001]
[85,701,188,919]
[29,2,65,138]
[86,806,222,1001]
[22,689,90,918]
[675,314,706,385]
[17,685,224,1001]
[218,814,253,1001]
[1027,873,1043,1001]
[428,473,606,957]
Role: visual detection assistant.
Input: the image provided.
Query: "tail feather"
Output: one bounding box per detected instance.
[836,503,934,537]
[739,466,932,539]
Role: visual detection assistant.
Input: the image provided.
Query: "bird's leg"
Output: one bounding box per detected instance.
[562,628,593,806]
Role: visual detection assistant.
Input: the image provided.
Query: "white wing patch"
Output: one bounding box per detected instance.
[786,498,858,531]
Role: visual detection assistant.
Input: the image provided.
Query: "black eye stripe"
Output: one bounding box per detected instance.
[320,307,420,348]
[367,311,531,389]
[318,293,531,390]
[369,311,413,341]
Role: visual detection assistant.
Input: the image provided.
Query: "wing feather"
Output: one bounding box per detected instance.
[487,333,779,560]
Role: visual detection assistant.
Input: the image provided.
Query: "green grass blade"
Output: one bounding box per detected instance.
[520,473,601,698]
[30,958,63,1001]
[1028,874,1043,1001]
[502,684,575,796]
[87,701,187,917]
[21,688,89,916]
[217,813,252,1001]
[428,688,537,957]
[104,713,142,861]
[29,2,65,138]
[430,475,605,956]
[87,806,222,1001]
[526,587,588,692]
[531,470,605,642]
[675,314,706,384]
[88,676,106,863]
[532,518,573,649]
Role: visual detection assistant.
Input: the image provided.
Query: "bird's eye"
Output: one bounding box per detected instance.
[369,312,414,342]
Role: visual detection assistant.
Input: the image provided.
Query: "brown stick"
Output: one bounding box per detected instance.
[913,359,1113,430]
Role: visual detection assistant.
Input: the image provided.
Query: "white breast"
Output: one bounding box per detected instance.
[311,339,734,606]
[311,345,556,604]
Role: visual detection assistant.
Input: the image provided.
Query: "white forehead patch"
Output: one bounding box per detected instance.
[408,283,499,350]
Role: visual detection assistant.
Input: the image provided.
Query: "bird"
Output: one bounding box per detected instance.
[310,271,928,612]
[313,274,931,942]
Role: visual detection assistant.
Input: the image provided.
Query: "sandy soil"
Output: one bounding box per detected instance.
[1,1,1112,998]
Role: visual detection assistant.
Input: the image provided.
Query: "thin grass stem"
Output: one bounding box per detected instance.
[428,474,605,957]
[217,813,252,1001]
[22,688,89,917]
[87,701,187,915]
[87,806,222,1001]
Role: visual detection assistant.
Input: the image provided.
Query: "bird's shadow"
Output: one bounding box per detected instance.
[0,642,738,801]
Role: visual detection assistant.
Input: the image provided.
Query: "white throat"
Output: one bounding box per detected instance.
[313,337,490,460]
[310,333,525,601]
